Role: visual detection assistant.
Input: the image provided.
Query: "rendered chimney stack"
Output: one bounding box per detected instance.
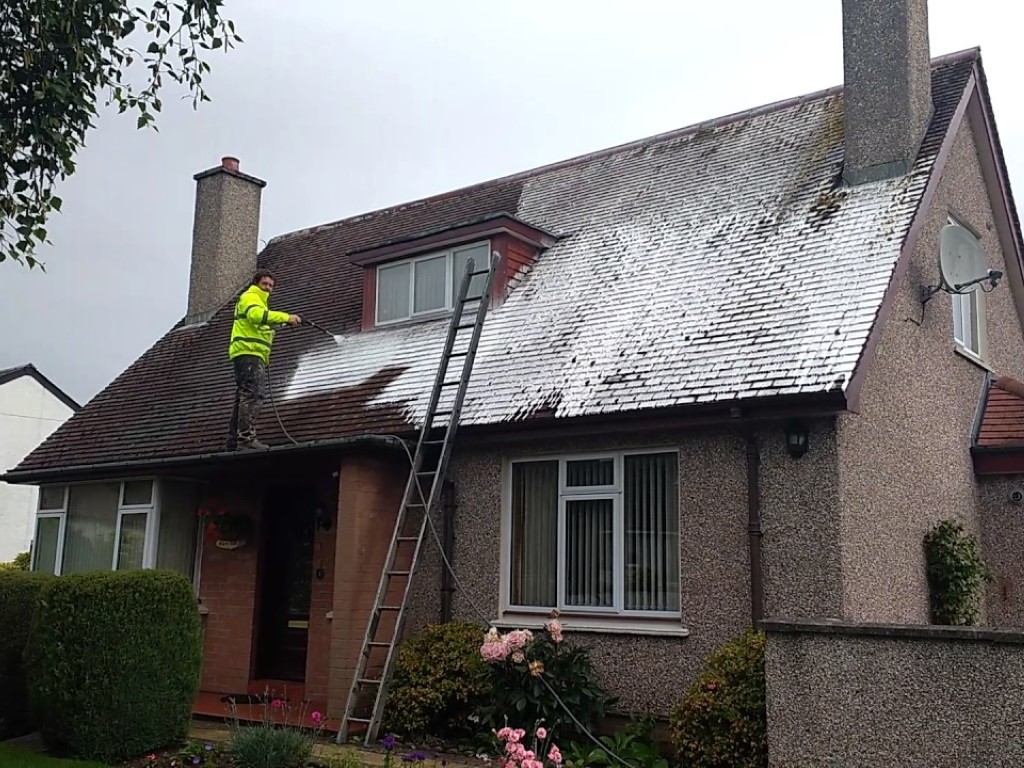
[841,0,934,185]
[185,156,267,324]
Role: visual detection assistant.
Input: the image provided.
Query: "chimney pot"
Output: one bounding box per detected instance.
[841,0,934,185]
[222,156,240,172]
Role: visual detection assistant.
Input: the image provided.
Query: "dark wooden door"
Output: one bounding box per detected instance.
[254,484,316,681]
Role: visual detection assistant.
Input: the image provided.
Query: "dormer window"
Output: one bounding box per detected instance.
[375,241,491,325]
[349,213,558,331]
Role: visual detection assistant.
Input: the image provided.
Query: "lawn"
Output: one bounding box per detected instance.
[0,744,111,768]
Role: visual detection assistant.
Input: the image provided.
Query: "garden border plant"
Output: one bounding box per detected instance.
[924,518,994,626]
[0,569,55,739]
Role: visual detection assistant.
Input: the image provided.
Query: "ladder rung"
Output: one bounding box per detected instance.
[416,471,434,477]
[441,380,460,387]
[461,295,481,303]
[456,322,475,330]
[422,439,444,445]
[397,536,418,542]
[368,641,391,648]
[432,410,452,417]
[378,605,401,611]
[387,570,411,577]
[447,351,468,358]
[469,269,490,276]
[347,716,372,724]
[357,678,382,686]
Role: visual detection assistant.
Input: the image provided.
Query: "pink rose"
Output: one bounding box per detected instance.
[548,746,563,765]
[311,711,322,723]
[536,727,547,740]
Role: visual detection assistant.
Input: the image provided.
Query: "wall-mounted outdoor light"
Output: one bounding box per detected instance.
[784,420,809,459]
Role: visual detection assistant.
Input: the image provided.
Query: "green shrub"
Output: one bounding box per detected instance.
[476,617,617,744]
[228,725,313,768]
[0,570,55,739]
[383,620,493,738]
[669,630,766,768]
[25,569,203,762]
[924,518,994,626]
[0,551,31,571]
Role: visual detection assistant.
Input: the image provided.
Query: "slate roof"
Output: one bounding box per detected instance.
[974,375,1024,448]
[10,51,980,478]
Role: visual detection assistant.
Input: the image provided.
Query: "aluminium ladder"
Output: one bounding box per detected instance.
[337,250,500,746]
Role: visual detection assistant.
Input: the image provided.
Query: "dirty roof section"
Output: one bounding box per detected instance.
[12,52,977,477]
[975,375,1024,448]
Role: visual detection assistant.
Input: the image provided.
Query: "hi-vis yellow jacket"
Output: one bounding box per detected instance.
[228,285,291,363]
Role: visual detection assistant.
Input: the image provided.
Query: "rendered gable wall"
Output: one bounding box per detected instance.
[836,107,1024,623]
[0,375,75,561]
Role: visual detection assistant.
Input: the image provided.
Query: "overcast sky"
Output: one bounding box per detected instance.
[2,0,1023,406]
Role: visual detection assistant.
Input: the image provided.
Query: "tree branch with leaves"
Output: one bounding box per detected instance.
[0,0,241,268]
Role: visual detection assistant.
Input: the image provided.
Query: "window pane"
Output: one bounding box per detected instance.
[565,498,614,608]
[116,513,147,570]
[624,453,679,612]
[413,255,448,313]
[62,483,120,574]
[452,244,490,300]
[510,461,558,606]
[32,517,61,574]
[39,486,65,511]
[377,262,411,323]
[122,480,153,507]
[566,458,615,488]
[157,481,199,579]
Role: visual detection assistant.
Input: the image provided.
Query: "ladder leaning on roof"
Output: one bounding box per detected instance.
[336,250,500,746]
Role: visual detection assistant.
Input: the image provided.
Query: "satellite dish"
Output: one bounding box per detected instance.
[939,223,987,293]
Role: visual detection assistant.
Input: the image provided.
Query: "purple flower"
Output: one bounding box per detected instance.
[382,733,397,751]
[192,757,201,765]
[204,744,214,752]
[403,752,426,763]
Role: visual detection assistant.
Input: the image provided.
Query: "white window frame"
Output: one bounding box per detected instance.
[31,477,197,580]
[501,448,681,621]
[112,478,160,571]
[948,215,987,361]
[31,485,68,575]
[374,239,490,326]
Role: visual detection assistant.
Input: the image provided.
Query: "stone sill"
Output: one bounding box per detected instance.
[955,344,993,372]
[762,617,1024,644]
[494,613,689,638]
[198,605,209,616]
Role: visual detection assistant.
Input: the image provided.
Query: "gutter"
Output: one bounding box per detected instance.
[1,433,412,484]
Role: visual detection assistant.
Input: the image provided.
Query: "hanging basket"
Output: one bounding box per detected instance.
[198,498,255,552]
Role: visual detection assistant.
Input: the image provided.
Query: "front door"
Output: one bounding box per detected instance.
[254,484,316,681]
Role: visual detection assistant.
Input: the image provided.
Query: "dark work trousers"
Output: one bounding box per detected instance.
[228,355,268,447]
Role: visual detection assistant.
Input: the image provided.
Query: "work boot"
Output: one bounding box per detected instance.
[239,435,270,450]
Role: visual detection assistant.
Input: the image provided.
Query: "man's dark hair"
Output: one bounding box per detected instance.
[252,269,277,285]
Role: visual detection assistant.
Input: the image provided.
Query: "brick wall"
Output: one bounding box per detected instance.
[198,500,262,694]
[327,455,408,718]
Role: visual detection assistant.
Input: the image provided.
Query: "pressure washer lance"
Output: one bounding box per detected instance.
[273,318,343,345]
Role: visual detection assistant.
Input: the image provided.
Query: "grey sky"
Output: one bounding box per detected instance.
[2,0,1022,406]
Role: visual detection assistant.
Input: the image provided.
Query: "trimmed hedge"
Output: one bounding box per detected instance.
[0,570,55,739]
[25,569,203,762]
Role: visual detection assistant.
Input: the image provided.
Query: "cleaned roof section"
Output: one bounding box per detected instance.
[10,51,977,477]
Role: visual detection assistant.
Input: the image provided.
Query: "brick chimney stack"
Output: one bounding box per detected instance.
[185,156,266,325]
[841,0,934,185]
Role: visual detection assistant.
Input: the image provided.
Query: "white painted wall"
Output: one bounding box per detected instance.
[0,374,75,562]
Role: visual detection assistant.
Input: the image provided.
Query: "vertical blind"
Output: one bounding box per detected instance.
[62,482,120,574]
[510,460,558,606]
[565,498,614,607]
[624,453,679,611]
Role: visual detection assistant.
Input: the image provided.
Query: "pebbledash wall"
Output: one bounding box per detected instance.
[763,620,1024,768]
[403,420,842,715]
[835,115,1024,626]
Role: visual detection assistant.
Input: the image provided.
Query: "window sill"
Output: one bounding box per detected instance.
[954,344,992,372]
[494,613,689,638]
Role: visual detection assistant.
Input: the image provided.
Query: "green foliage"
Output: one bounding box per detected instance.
[383,621,492,738]
[228,726,312,768]
[477,623,617,745]
[225,691,326,768]
[565,716,669,768]
[0,570,55,739]
[25,569,203,762]
[1,0,241,268]
[924,518,994,626]
[669,630,767,768]
[0,551,31,571]
[0,743,110,768]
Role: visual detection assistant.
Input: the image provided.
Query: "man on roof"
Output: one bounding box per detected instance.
[227,270,301,450]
